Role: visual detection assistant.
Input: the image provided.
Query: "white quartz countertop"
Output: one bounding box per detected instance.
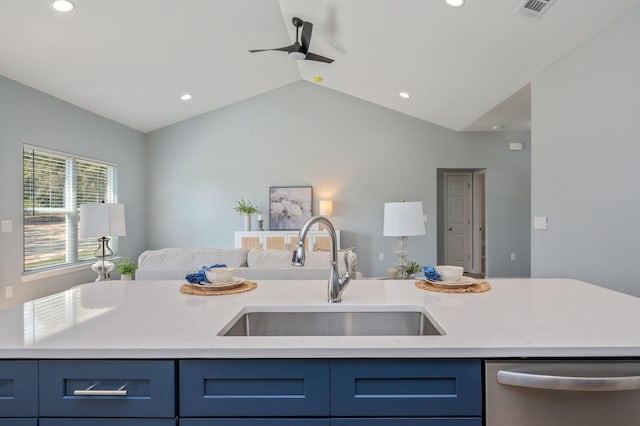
[1,278,639,359]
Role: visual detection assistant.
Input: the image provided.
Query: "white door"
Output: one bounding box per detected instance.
[444,173,472,271]
[472,171,486,275]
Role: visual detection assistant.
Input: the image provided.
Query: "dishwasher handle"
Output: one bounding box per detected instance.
[497,370,640,392]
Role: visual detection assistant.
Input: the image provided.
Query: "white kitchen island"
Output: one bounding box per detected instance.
[2,278,640,426]
[1,278,639,358]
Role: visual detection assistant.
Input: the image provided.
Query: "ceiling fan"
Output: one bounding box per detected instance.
[249,17,334,64]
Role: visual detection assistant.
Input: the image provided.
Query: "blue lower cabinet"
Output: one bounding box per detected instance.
[179,360,330,417]
[0,361,38,417]
[0,420,38,426]
[331,419,482,426]
[39,360,175,418]
[39,419,176,426]
[180,419,330,425]
[330,359,482,417]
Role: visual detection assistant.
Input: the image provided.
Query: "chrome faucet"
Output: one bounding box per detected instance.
[292,216,351,303]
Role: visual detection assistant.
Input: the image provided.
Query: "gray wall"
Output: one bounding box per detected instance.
[531,6,640,295]
[0,75,147,308]
[146,81,531,278]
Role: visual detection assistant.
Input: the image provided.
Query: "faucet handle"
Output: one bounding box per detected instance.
[291,241,306,266]
[342,251,351,279]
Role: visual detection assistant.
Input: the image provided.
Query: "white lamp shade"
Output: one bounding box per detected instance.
[79,203,126,238]
[383,201,425,237]
[319,200,333,216]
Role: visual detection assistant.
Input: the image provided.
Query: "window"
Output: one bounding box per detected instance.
[22,145,118,272]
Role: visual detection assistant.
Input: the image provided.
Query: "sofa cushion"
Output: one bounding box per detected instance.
[247,248,357,277]
[138,248,248,270]
[135,266,330,281]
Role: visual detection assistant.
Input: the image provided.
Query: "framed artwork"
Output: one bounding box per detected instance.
[269,186,313,230]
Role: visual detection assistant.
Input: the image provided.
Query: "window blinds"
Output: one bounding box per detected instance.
[22,146,118,272]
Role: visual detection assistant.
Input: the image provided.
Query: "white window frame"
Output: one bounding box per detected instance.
[22,145,119,275]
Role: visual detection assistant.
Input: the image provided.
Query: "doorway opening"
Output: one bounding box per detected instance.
[437,169,486,276]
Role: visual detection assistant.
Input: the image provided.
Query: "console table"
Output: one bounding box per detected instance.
[235,230,341,251]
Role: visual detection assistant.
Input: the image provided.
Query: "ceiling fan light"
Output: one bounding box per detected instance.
[446,0,465,7]
[288,51,306,61]
[52,0,75,12]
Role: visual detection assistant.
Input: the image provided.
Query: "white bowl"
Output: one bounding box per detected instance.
[205,267,234,283]
[434,265,464,282]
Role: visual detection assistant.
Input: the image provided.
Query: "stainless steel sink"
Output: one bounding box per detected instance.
[219,306,444,336]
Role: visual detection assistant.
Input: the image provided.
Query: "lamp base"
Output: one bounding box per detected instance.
[394,236,410,279]
[91,258,114,282]
[90,236,114,281]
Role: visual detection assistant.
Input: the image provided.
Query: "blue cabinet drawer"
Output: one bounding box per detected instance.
[0,361,38,417]
[40,419,176,426]
[179,360,330,417]
[181,419,329,426]
[39,360,175,418]
[332,419,482,426]
[0,420,38,426]
[330,359,482,417]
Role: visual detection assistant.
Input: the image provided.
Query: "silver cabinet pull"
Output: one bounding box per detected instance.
[497,370,640,392]
[73,383,128,396]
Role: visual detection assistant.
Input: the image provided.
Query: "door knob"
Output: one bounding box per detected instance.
[448,227,453,231]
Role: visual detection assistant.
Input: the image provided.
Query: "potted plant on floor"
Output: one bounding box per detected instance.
[233,198,259,231]
[117,257,138,280]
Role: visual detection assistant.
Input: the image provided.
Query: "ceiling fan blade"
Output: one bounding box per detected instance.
[305,52,334,63]
[248,43,297,53]
[301,21,313,53]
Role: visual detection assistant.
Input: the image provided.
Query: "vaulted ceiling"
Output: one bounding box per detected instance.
[1,0,639,133]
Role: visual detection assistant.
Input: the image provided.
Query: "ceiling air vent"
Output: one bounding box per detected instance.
[516,0,557,19]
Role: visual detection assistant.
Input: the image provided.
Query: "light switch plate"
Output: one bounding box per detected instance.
[1,220,12,233]
[533,216,548,230]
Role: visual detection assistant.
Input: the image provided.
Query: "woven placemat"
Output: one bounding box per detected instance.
[179,280,257,296]
[415,279,491,294]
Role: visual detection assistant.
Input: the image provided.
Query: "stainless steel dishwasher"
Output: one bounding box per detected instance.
[485,361,640,426]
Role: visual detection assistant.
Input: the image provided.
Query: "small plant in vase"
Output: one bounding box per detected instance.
[117,257,138,280]
[233,198,259,231]
[405,261,422,278]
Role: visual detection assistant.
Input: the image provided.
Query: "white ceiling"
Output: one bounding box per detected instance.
[1,0,639,133]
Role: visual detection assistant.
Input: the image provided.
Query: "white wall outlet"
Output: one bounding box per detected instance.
[510,253,516,261]
[1,219,12,233]
[378,253,384,262]
[5,285,13,298]
[533,216,548,230]
[423,214,428,223]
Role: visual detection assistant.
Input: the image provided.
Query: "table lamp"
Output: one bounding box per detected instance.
[317,200,333,231]
[79,202,126,281]
[383,201,425,278]
[319,200,333,217]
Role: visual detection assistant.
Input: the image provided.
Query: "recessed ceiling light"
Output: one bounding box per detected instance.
[492,124,503,131]
[446,0,465,7]
[52,0,75,12]
[399,92,410,99]
[180,93,192,101]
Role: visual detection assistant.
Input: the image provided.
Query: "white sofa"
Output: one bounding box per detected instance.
[136,248,358,281]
